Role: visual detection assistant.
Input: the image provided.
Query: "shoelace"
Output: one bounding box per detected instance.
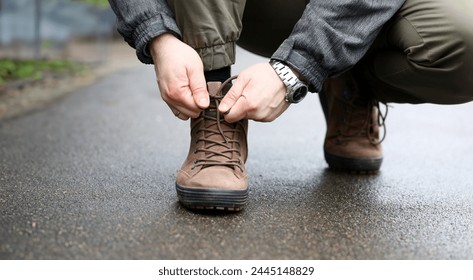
[340,95,388,145]
[192,76,244,171]
[372,102,388,145]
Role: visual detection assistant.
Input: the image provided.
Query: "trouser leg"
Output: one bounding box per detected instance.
[359,0,473,104]
[166,0,307,68]
[166,0,246,71]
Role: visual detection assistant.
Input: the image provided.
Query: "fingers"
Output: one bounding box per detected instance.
[224,95,289,123]
[158,80,202,119]
[218,77,245,114]
[164,92,199,119]
[188,69,209,109]
[218,63,290,123]
[223,95,249,123]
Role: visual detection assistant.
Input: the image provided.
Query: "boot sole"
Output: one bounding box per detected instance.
[324,151,383,174]
[175,184,248,211]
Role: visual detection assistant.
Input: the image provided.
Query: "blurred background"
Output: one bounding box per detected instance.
[0,0,115,62]
[0,0,139,119]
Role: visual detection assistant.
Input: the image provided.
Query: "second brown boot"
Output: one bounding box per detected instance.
[175,78,249,211]
[319,72,386,173]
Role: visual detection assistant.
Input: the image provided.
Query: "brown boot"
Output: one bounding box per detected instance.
[176,78,249,211]
[319,73,386,173]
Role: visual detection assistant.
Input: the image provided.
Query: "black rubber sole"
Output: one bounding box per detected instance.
[176,184,248,211]
[324,151,383,174]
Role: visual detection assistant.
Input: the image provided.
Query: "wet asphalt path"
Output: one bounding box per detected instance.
[1,48,473,259]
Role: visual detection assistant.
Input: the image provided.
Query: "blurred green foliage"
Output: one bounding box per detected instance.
[72,0,109,8]
[0,59,87,85]
[0,0,108,85]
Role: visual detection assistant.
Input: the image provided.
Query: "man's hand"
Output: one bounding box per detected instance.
[218,63,289,123]
[150,33,209,120]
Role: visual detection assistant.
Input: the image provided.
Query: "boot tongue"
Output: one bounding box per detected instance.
[207,82,224,98]
[203,82,222,118]
[204,80,236,117]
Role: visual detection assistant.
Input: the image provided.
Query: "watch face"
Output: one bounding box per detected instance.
[292,86,309,103]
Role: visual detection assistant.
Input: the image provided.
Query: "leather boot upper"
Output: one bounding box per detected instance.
[322,73,384,160]
[176,82,248,191]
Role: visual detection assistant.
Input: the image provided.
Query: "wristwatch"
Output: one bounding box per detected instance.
[270,60,309,104]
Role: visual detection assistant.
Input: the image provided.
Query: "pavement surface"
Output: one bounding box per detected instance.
[0,40,141,120]
[1,47,473,260]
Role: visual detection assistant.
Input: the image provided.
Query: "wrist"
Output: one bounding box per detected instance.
[150,33,177,59]
[270,60,309,104]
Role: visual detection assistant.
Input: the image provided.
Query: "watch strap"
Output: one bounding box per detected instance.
[270,60,308,103]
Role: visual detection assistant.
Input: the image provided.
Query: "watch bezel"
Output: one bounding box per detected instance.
[288,84,309,103]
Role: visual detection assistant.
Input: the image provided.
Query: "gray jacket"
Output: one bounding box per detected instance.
[108,0,405,92]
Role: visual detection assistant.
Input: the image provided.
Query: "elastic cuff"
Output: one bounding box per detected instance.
[133,13,182,64]
[196,41,236,71]
[272,41,328,93]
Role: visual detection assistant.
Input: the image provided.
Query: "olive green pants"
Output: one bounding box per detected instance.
[167,0,473,104]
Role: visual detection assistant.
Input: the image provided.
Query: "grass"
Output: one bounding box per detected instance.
[0,59,87,85]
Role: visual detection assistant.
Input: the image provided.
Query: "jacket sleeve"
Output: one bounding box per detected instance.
[108,0,182,64]
[271,0,406,92]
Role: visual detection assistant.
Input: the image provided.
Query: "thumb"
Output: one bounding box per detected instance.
[188,69,209,109]
[219,78,245,114]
